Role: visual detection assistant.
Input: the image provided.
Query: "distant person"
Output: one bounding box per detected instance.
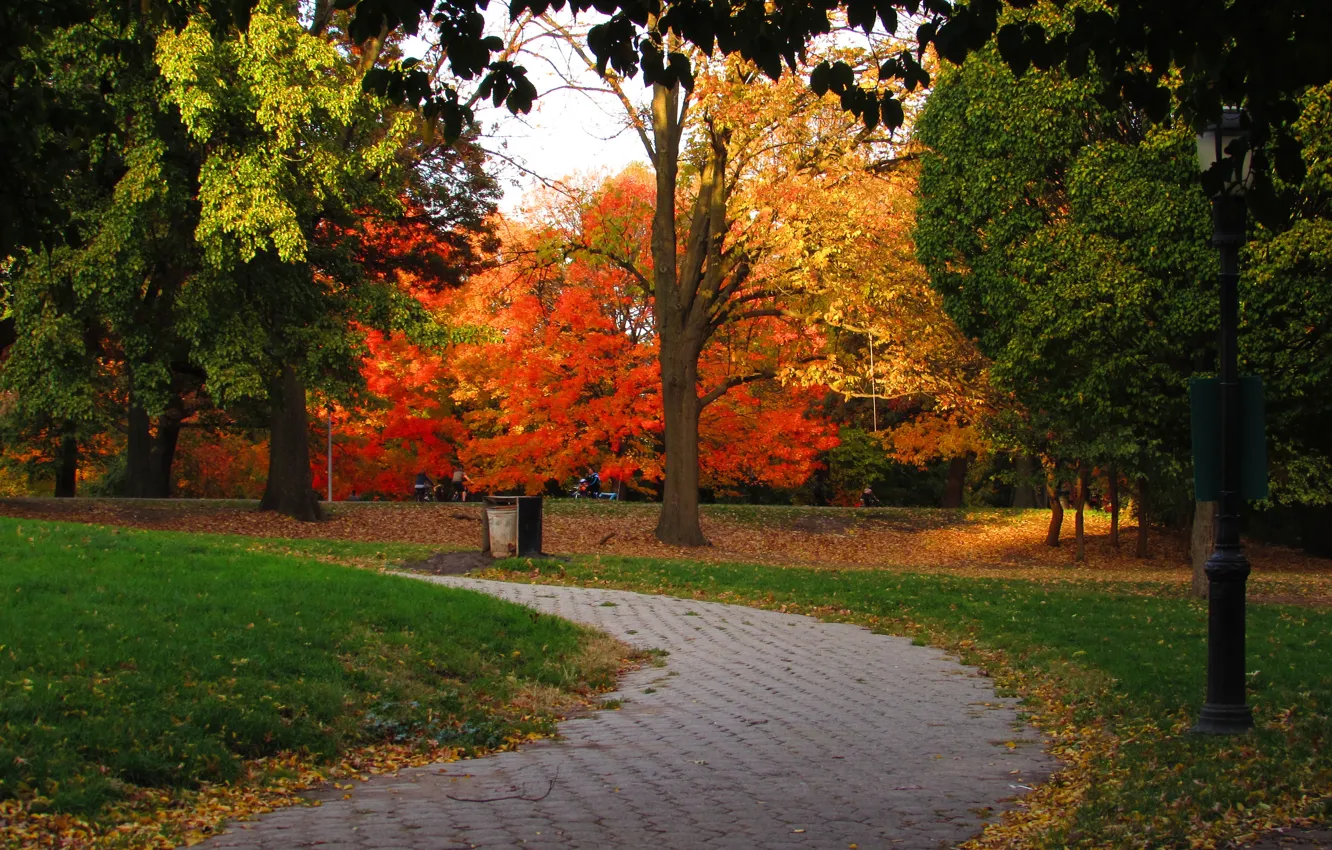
[860,486,881,508]
[346,489,360,502]
[414,471,434,502]
[451,466,465,501]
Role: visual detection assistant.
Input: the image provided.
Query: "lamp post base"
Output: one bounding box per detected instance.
[1192,702,1254,735]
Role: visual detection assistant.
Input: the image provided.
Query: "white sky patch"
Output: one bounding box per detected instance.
[403,11,651,216]
[399,11,925,216]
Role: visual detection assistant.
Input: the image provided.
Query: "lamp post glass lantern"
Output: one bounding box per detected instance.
[1194,107,1255,734]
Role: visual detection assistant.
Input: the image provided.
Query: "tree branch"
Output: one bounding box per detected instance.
[696,353,823,409]
[572,243,652,295]
[539,15,656,162]
[308,0,334,37]
[698,368,778,409]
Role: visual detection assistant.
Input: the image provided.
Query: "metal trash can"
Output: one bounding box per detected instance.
[482,495,543,557]
[486,504,518,557]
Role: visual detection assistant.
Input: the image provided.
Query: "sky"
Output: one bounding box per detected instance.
[476,56,651,215]
[404,14,915,216]
[407,14,655,217]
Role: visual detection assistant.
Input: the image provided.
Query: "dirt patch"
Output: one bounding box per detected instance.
[1240,825,1332,849]
[789,514,855,534]
[399,550,495,575]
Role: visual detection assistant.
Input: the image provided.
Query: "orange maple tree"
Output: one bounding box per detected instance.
[450,172,838,498]
[310,206,489,499]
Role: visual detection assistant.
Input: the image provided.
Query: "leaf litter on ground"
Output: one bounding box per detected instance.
[3,498,1328,604]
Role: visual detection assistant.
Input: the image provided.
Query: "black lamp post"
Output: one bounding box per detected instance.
[326,404,335,504]
[1194,108,1255,735]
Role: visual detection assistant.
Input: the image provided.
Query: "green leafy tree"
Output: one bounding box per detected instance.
[154,0,441,520]
[2,1,498,514]
[8,0,1332,267]
[0,15,196,497]
[1242,82,1332,548]
[915,37,1215,554]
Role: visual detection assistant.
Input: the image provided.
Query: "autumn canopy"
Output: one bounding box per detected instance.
[2,0,1332,552]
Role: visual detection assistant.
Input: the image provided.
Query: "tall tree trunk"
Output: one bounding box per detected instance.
[54,428,78,497]
[1074,462,1089,562]
[1108,466,1120,548]
[127,393,184,498]
[647,79,714,546]
[655,349,707,545]
[942,454,969,508]
[1011,453,1036,508]
[127,402,152,497]
[149,408,182,498]
[1045,468,1063,547]
[1135,477,1149,558]
[1191,500,1217,599]
[259,364,322,522]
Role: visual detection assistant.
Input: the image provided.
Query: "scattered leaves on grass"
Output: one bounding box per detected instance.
[3,500,1328,604]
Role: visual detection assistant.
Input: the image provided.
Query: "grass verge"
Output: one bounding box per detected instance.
[0,518,626,848]
[538,496,1026,529]
[479,554,1332,849]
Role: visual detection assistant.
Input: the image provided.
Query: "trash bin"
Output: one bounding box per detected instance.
[486,504,518,557]
[482,495,543,557]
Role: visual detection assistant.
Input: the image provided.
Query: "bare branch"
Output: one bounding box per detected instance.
[538,15,656,161]
[698,369,778,409]
[447,777,556,804]
[355,25,389,75]
[477,145,580,201]
[729,307,797,323]
[696,354,823,409]
[308,0,334,36]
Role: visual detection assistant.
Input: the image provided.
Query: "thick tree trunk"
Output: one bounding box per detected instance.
[942,454,969,508]
[1074,462,1089,562]
[126,394,184,498]
[1191,500,1217,599]
[259,364,322,522]
[127,403,153,497]
[655,350,707,546]
[1011,453,1037,508]
[1045,470,1063,547]
[1135,477,1149,558]
[1108,466,1120,548]
[54,428,78,497]
[151,410,182,498]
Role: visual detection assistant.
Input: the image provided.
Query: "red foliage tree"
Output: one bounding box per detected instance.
[455,171,838,497]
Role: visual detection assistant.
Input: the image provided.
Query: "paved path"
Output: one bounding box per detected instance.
[200,578,1051,850]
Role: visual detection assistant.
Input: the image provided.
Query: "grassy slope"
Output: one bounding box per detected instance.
[0,518,616,825]
[483,554,1332,849]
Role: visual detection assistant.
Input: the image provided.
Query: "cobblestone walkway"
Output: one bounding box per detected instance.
[199,577,1051,850]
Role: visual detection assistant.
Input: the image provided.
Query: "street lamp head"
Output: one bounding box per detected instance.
[1197,107,1255,197]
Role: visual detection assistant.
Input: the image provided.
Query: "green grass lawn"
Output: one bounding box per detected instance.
[483,554,1332,849]
[0,518,620,832]
[537,495,1034,530]
[219,534,439,564]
